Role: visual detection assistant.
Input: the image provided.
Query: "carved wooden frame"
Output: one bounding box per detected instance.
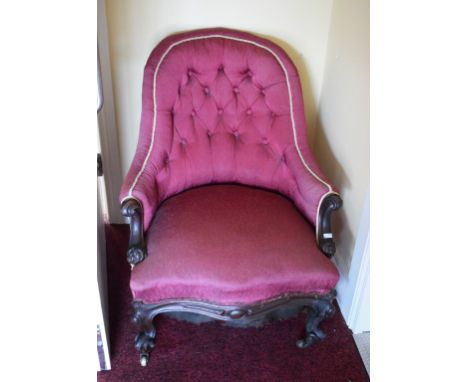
[121,192,342,366]
[121,199,147,266]
[132,291,336,366]
[317,193,343,257]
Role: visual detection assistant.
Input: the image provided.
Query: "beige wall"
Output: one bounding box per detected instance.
[105,0,333,175]
[314,0,369,273]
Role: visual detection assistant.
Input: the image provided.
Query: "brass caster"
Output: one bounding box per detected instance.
[296,333,319,349]
[140,354,148,367]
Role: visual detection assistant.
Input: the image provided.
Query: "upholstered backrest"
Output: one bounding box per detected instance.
[121,28,335,230]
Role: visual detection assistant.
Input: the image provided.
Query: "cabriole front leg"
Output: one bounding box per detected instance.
[132,301,158,367]
[296,292,336,348]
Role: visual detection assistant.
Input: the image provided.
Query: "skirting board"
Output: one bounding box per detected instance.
[334,190,370,333]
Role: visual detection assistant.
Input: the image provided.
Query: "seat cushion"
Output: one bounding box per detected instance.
[131,185,339,305]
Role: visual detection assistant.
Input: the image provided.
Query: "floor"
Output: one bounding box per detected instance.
[98,224,369,381]
[353,333,370,375]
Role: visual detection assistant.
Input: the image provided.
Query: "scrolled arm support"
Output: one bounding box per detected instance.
[317,194,343,258]
[121,198,147,266]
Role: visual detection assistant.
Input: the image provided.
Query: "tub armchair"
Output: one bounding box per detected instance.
[120,28,342,366]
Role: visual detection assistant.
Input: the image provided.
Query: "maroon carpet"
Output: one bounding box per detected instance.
[98,224,369,382]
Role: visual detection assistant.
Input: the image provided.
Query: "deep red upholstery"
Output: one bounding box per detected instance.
[130,185,339,304]
[120,28,337,232]
[120,28,340,305]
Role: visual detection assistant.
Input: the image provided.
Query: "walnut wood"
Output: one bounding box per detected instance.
[317,193,343,258]
[296,294,336,348]
[121,198,147,266]
[132,291,336,364]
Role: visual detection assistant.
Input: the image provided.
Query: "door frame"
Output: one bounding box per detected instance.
[347,231,369,333]
[97,179,111,371]
[97,0,124,224]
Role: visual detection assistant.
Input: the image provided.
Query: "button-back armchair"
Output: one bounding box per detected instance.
[120,28,342,366]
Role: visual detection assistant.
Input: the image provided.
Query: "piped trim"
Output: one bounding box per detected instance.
[124,33,337,232]
[121,195,141,205]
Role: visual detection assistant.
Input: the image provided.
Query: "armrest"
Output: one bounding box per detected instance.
[121,198,147,267]
[316,193,343,258]
[120,139,160,266]
[284,146,343,258]
[120,165,160,231]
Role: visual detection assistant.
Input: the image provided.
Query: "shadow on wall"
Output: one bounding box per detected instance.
[259,34,318,146]
[314,118,354,274]
[267,32,354,274]
[265,32,353,273]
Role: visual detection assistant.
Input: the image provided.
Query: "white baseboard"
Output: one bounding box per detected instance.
[335,190,370,333]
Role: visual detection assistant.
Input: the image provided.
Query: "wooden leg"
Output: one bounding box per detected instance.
[296,295,335,349]
[132,301,157,366]
[131,291,336,364]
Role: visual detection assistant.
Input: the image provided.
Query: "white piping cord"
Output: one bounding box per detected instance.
[125,34,336,233]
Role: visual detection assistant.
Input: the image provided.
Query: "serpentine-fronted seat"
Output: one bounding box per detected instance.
[120,27,342,366]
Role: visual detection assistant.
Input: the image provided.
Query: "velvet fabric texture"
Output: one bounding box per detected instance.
[119,28,337,231]
[131,185,339,304]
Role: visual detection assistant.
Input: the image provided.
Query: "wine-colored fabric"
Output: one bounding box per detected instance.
[120,28,336,231]
[130,185,339,305]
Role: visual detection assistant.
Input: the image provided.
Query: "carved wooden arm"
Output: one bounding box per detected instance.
[121,198,147,266]
[317,194,343,258]
[121,192,341,264]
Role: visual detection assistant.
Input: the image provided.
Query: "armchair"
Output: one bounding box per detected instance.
[120,28,342,366]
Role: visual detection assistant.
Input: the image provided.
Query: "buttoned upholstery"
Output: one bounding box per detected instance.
[120,28,340,304]
[120,28,337,231]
